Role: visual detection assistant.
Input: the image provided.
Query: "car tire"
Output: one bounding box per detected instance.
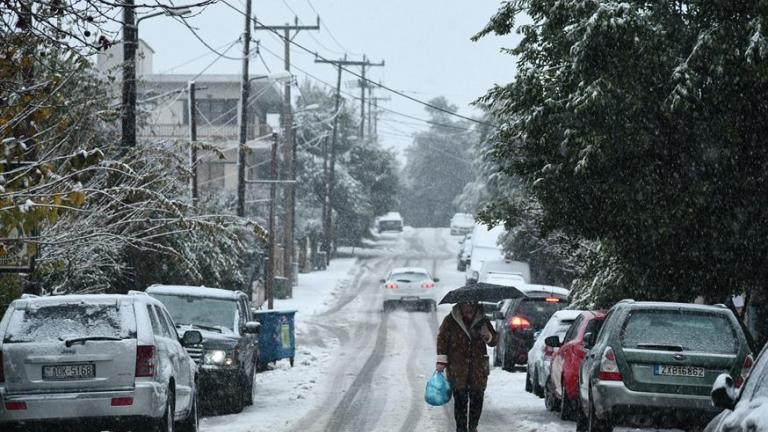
[576,397,588,432]
[533,368,544,397]
[560,377,575,421]
[525,368,533,392]
[502,345,515,372]
[245,367,255,406]
[228,381,245,414]
[152,388,175,432]
[178,391,198,432]
[588,388,612,432]
[429,300,437,312]
[544,377,560,412]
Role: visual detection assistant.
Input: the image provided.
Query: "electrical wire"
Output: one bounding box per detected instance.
[218,0,494,128]
[304,0,363,56]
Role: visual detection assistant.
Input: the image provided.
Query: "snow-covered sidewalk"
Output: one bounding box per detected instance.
[200,258,358,432]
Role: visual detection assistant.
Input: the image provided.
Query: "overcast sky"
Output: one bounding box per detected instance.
[136,0,522,157]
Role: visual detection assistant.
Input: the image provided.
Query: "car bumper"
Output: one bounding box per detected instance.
[0,381,166,424]
[593,380,720,426]
[383,292,435,302]
[198,367,242,400]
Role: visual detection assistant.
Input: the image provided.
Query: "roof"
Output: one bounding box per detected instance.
[146,284,243,301]
[619,301,732,313]
[552,309,584,322]
[10,293,162,309]
[390,267,429,274]
[521,284,571,298]
[379,212,403,222]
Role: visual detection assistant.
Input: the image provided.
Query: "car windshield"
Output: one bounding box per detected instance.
[621,310,739,354]
[742,349,768,401]
[517,299,566,330]
[3,302,136,343]
[390,272,429,283]
[150,294,238,333]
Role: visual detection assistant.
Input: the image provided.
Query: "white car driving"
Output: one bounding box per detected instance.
[381,267,439,312]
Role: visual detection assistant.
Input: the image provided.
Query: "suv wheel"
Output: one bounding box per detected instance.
[245,367,255,406]
[502,347,515,372]
[524,368,533,392]
[228,380,245,414]
[588,388,612,432]
[533,368,544,397]
[178,392,198,432]
[153,388,175,432]
[560,377,575,421]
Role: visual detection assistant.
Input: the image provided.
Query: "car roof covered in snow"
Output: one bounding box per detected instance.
[145,284,243,301]
[521,284,571,298]
[389,267,430,275]
[551,309,584,322]
[9,293,163,309]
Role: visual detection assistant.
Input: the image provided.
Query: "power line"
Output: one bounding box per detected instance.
[304,0,362,56]
[172,15,243,60]
[218,0,494,128]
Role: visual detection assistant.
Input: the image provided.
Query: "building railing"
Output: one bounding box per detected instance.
[138,123,272,141]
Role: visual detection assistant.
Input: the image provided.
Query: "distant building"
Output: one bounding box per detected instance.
[95,41,283,199]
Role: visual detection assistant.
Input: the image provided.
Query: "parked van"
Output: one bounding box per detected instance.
[465,224,505,283]
[478,259,531,284]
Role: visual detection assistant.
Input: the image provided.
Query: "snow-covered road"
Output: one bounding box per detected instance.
[200,228,675,432]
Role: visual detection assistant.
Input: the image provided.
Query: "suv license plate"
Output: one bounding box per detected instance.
[653,365,705,378]
[43,363,95,380]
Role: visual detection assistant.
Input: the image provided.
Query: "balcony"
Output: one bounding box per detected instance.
[138,123,272,141]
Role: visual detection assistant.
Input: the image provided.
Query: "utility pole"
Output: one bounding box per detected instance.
[370,94,390,140]
[236,0,253,217]
[188,81,198,203]
[254,17,319,295]
[267,133,279,309]
[357,56,384,141]
[367,84,373,139]
[122,0,137,148]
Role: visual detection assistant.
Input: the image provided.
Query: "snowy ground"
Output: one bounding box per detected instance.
[200,228,681,432]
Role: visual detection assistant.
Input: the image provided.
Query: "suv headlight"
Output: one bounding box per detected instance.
[203,349,237,368]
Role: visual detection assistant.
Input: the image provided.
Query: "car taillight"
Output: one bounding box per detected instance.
[509,316,532,331]
[385,283,398,289]
[598,347,622,381]
[0,351,4,383]
[421,282,435,288]
[4,401,27,411]
[111,397,134,406]
[735,353,754,388]
[135,346,156,377]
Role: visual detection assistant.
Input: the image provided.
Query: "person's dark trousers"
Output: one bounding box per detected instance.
[453,387,485,432]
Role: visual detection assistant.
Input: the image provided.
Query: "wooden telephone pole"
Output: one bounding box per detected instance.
[254,17,319,295]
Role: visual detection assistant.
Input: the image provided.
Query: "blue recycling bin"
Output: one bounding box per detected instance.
[253,309,297,367]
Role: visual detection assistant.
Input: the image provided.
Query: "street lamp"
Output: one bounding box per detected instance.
[122,6,192,149]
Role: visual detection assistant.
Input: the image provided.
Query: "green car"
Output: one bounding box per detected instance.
[576,301,753,432]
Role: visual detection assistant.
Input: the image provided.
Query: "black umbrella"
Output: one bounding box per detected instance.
[439,282,526,305]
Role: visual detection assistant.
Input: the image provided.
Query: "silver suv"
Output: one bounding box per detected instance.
[0,293,202,432]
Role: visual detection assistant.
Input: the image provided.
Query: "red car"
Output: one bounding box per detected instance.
[545,310,605,421]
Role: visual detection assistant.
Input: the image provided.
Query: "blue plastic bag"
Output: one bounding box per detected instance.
[424,370,452,406]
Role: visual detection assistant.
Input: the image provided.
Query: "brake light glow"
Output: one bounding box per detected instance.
[598,346,623,381]
[111,397,134,406]
[545,297,561,303]
[385,283,399,289]
[4,401,27,411]
[735,353,754,388]
[135,345,156,377]
[421,281,435,288]
[509,316,532,331]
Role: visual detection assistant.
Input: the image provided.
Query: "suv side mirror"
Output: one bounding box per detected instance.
[181,330,203,346]
[244,321,261,334]
[711,373,737,411]
[583,332,595,350]
[433,278,440,283]
[545,335,561,348]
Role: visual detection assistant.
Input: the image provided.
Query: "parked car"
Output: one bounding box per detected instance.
[706,344,768,432]
[484,273,527,288]
[527,310,582,401]
[0,293,201,432]
[146,285,261,414]
[493,286,570,371]
[381,267,439,312]
[457,234,473,271]
[577,301,753,432]
[545,310,606,420]
[377,212,404,233]
[450,213,475,236]
[478,259,531,284]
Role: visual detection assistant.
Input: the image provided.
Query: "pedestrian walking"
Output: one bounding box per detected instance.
[436,302,498,432]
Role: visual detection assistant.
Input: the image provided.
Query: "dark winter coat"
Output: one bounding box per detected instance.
[436,305,498,391]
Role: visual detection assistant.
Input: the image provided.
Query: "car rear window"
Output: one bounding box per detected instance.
[621,310,739,354]
[390,272,429,282]
[516,299,566,330]
[3,301,136,343]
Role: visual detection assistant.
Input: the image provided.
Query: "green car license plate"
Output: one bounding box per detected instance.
[43,363,95,380]
[653,364,705,378]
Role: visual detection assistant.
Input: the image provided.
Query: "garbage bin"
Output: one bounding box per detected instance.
[253,309,297,368]
[274,276,288,299]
